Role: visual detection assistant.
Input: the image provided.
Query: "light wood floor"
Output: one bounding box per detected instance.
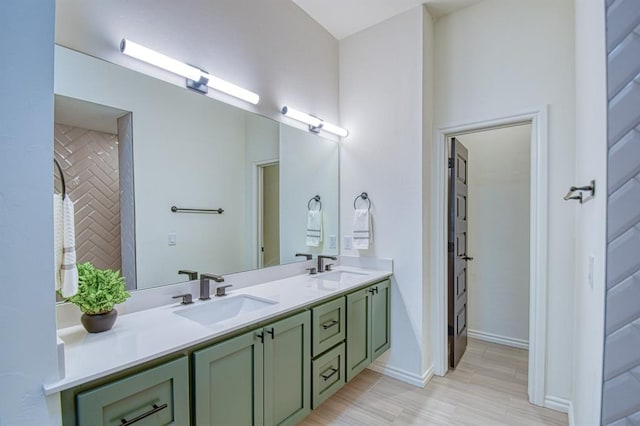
[300,339,568,425]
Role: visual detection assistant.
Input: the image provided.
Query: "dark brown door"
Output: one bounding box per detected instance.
[448,137,471,368]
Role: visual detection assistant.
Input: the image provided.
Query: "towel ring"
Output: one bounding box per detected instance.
[54,158,66,199]
[353,192,371,211]
[308,195,322,211]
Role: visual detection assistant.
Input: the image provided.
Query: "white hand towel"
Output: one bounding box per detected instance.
[53,194,64,292]
[60,195,78,297]
[306,210,323,247]
[352,208,373,250]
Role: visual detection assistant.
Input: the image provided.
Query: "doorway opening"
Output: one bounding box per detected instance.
[447,124,531,372]
[433,107,549,406]
[257,161,280,268]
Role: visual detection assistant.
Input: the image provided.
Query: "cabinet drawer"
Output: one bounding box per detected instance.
[312,297,346,357]
[312,342,346,409]
[76,357,189,426]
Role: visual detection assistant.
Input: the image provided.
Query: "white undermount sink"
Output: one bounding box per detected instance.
[314,271,369,282]
[174,294,277,326]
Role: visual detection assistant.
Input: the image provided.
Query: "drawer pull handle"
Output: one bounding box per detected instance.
[321,367,339,381]
[321,320,339,330]
[266,327,275,339]
[120,403,168,425]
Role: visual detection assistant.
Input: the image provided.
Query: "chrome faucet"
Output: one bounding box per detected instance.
[317,255,337,273]
[199,273,224,300]
[178,269,198,280]
[295,253,313,260]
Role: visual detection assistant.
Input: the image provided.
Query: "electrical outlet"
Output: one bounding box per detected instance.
[344,235,353,250]
[588,255,595,288]
[168,233,177,246]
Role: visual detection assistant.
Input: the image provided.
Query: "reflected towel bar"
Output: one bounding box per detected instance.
[171,206,224,214]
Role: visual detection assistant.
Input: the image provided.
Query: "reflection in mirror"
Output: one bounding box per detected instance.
[54,45,339,292]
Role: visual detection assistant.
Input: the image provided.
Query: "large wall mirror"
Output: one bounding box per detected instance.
[54,45,339,291]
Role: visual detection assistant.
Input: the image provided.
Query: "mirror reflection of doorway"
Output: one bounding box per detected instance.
[258,162,280,268]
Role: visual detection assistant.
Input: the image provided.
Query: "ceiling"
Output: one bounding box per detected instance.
[292,0,482,40]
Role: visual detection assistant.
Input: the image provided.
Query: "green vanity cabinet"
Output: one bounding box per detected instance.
[193,310,311,426]
[346,279,391,381]
[75,356,190,426]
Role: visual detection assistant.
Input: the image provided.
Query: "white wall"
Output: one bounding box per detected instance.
[55,0,339,126]
[340,6,433,383]
[279,125,339,264]
[434,0,576,402]
[572,0,607,423]
[0,0,62,424]
[458,125,531,345]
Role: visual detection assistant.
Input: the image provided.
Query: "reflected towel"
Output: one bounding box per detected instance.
[59,195,78,297]
[306,210,323,247]
[53,195,63,291]
[352,208,373,250]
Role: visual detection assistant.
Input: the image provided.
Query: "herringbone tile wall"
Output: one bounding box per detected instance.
[54,123,122,272]
[602,0,640,424]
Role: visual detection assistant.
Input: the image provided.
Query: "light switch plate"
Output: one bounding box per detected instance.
[344,235,353,250]
[328,234,337,249]
[168,233,177,246]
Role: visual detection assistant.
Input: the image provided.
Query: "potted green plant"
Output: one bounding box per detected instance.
[63,262,131,333]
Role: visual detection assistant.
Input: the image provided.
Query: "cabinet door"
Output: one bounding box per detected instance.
[346,287,371,381]
[371,279,391,361]
[263,311,311,426]
[76,357,189,426]
[193,330,264,426]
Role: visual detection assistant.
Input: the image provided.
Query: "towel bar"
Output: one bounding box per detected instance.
[171,206,224,214]
[308,195,322,211]
[353,192,371,211]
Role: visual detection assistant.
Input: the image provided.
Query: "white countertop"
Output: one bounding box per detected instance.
[44,266,391,395]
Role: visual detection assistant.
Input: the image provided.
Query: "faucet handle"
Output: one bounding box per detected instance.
[172,293,193,305]
[325,264,334,271]
[306,267,317,275]
[216,284,232,297]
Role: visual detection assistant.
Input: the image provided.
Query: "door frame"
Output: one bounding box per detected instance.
[254,159,279,268]
[431,106,548,407]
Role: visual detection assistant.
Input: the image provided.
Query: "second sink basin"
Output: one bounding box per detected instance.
[174,294,277,326]
[314,271,369,282]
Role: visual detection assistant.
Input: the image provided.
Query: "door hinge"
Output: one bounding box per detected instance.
[448,242,454,252]
[448,158,454,169]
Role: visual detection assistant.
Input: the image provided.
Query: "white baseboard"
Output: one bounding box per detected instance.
[468,329,529,350]
[544,396,571,414]
[568,401,575,426]
[367,363,434,388]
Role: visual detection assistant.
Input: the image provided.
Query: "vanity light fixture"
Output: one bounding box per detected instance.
[120,39,260,105]
[281,106,349,137]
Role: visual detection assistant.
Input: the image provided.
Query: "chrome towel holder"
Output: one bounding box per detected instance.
[564,180,595,204]
[54,158,66,199]
[353,192,371,211]
[308,195,322,211]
